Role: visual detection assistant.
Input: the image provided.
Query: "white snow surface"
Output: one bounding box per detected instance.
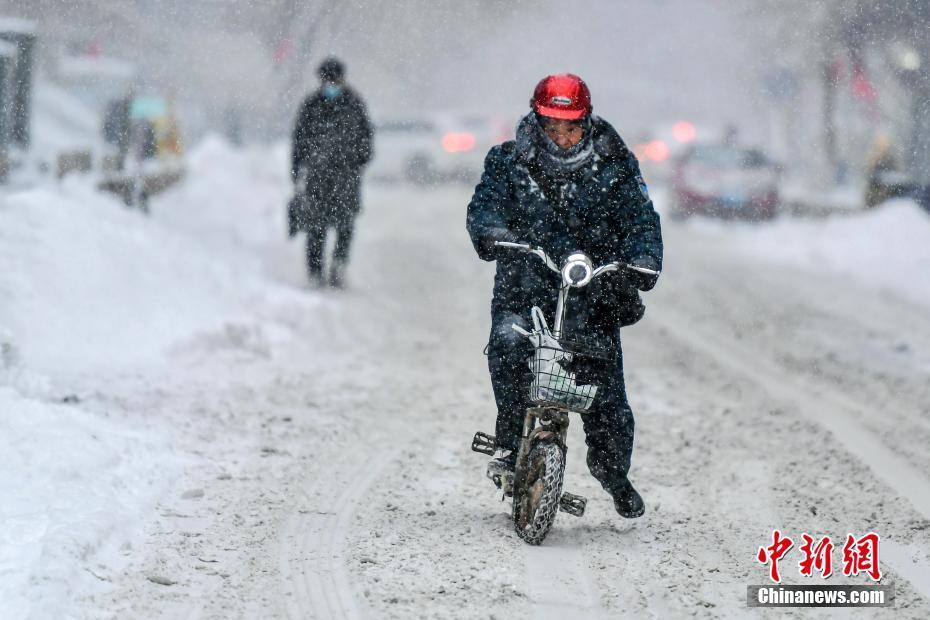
[0,136,312,619]
[1,137,929,617]
[690,199,930,309]
[0,385,175,619]
[0,138,298,377]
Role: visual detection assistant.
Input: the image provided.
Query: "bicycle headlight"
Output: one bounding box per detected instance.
[562,252,593,287]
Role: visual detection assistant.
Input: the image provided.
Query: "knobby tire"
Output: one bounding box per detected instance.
[512,442,565,545]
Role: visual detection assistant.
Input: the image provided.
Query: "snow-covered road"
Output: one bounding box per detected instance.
[3,140,930,618]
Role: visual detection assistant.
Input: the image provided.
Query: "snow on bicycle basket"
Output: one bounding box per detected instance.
[515,307,614,412]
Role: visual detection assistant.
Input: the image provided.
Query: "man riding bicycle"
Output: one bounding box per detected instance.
[466,74,663,518]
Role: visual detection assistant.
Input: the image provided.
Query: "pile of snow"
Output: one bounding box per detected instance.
[153,135,291,255]
[0,135,304,378]
[703,199,930,309]
[0,177,263,377]
[0,384,177,619]
[0,136,312,617]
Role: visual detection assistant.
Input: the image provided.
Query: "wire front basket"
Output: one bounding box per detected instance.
[527,336,615,412]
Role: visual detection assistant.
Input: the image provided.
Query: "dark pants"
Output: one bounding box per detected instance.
[486,311,635,493]
[303,172,361,282]
[305,213,356,281]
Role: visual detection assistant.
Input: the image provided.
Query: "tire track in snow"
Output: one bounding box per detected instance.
[280,451,394,619]
[517,420,608,617]
[655,305,930,520]
[653,305,930,596]
[524,534,606,620]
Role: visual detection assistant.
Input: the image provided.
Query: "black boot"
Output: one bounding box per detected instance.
[329,259,346,289]
[306,269,325,288]
[486,450,517,493]
[487,451,517,476]
[610,476,645,519]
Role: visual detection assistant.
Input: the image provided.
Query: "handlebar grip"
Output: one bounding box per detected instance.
[493,241,532,250]
[626,265,661,276]
[591,262,661,280]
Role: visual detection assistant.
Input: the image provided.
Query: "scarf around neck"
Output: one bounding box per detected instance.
[514,112,595,180]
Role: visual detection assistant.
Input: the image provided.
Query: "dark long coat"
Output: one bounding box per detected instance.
[291,87,373,225]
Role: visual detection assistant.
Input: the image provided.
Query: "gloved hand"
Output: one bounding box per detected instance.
[590,276,645,327]
[480,227,520,257]
[628,256,660,291]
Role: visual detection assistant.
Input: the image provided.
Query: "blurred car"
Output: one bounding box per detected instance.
[369,112,509,185]
[630,120,707,184]
[671,144,780,221]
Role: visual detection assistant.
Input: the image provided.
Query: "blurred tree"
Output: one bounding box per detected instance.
[0,0,529,139]
[850,0,930,186]
[747,0,930,188]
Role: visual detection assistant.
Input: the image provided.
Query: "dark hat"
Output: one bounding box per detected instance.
[318,57,345,81]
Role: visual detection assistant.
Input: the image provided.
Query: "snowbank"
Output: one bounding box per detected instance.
[0,178,260,377]
[695,200,930,309]
[0,386,176,619]
[0,136,312,618]
[154,135,291,254]
[0,135,302,377]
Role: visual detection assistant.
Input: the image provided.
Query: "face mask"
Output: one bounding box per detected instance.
[322,85,342,99]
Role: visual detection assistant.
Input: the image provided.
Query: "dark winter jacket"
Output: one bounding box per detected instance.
[291,86,373,220]
[466,114,663,335]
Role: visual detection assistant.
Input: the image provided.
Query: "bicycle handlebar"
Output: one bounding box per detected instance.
[493,241,660,280]
[494,240,660,337]
[494,242,560,273]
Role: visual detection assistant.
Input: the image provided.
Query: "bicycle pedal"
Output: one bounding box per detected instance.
[559,492,587,517]
[471,431,497,456]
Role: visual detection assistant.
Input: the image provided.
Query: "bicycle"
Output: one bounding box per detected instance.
[472,242,659,545]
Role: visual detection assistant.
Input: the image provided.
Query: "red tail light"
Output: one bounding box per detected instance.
[672,121,696,143]
[644,140,669,162]
[442,132,476,153]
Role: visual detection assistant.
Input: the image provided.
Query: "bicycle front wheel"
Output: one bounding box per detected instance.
[512,442,565,545]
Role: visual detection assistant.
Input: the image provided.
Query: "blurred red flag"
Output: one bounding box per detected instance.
[851,66,877,102]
